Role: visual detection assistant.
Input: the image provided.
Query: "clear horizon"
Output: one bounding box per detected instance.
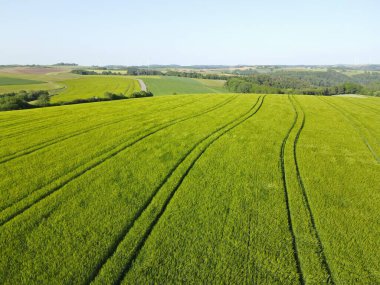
[1,0,379,66]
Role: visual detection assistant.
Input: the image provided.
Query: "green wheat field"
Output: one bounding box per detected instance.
[0,93,379,284]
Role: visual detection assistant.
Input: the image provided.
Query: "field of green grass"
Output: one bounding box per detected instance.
[0,80,63,95]
[140,76,228,95]
[0,67,78,94]
[0,93,378,284]
[0,77,45,86]
[51,76,141,102]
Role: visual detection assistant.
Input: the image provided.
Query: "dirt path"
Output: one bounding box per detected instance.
[137,79,147,92]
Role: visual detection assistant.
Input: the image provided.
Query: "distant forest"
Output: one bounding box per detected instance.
[161,69,380,96]
[225,70,380,96]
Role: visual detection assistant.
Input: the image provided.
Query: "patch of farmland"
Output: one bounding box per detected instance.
[0,82,63,94]
[0,94,379,284]
[140,76,229,95]
[0,77,45,86]
[51,76,141,102]
[0,66,66,75]
[0,70,78,94]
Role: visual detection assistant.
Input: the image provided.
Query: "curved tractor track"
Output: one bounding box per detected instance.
[279,95,305,285]
[291,96,335,284]
[279,95,334,285]
[90,96,266,285]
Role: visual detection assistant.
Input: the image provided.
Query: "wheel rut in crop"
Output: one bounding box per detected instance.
[291,96,335,284]
[0,96,238,227]
[88,96,265,285]
[279,95,305,285]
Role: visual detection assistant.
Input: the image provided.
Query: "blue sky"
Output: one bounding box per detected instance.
[1,0,379,65]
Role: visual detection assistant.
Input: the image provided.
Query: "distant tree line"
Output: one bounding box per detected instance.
[53,91,151,106]
[224,70,380,96]
[101,71,123,75]
[104,91,153,99]
[165,70,229,80]
[71,69,98,75]
[126,68,163,76]
[71,68,163,76]
[53,63,78,66]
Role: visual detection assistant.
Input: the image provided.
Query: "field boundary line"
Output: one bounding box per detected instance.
[291,96,335,284]
[89,96,265,285]
[0,96,238,227]
[318,97,379,163]
[0,97,205,164]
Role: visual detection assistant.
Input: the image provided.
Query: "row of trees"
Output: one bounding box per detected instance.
[71,68,163,76]
[53,63,78,66]
[104,91,153,100]
[165,70,229,80]
[71,70,98,75]
[126,68,163,76]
